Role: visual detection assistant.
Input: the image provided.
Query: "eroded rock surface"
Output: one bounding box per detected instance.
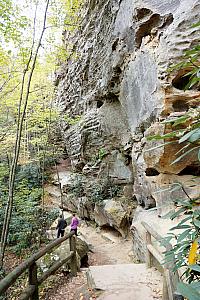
[56,0,200,259]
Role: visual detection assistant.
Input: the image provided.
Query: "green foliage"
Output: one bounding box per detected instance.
[148,22,200,165]
[0,162,58,255]
[88,178,122,204]
[0,0,29,44]
[49,0,85,31]
[90,148,109,164]
[168,21,200,91]
[0,0,88,275]
[98,148,108,161]
[68,175,122,204]
[46,0,85,65]
[162,200,199,275]
[68,175,85,197]
[148,108,200,165]
[62,114,81,125]
[177,282,200,300]
[16,164,43,188]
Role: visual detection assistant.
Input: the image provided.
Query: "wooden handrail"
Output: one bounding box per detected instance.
[0,231,77,299]
[141,221,184,300]
[19,252,74,300]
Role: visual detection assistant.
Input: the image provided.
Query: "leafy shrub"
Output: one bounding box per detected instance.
[0,162,58,255]
[68,175,84,197]
[16,163,43,188]
[88,178,122,204]
[98,148,108,160]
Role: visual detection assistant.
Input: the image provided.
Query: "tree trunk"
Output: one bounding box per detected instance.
[0,0,50,268]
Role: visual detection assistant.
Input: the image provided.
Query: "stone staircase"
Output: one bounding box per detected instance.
[86,263,163,300]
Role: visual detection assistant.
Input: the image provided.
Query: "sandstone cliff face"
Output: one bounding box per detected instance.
[56,0,200,258]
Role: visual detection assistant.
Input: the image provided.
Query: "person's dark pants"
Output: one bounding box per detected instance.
[57,228,65,238]
[70,228,78,236]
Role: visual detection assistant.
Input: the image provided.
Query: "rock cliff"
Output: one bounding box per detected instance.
[55,0,200,260]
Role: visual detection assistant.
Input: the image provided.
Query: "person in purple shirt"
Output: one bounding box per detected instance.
[70,213,79,236]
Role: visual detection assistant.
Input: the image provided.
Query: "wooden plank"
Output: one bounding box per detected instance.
[142,221,183,300]
[0,232,75,295]
[146,232,152,268]
[29,262,39,300]
[69,236,77,276]
[142,221,163,243]
[147,244,163,265]
[19,252,74,300]
[162,275,169,300]
[164,269,174,300]
[141,221,172,249]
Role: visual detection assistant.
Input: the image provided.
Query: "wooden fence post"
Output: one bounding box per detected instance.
[69,236,77,276]
[162,276,169,300]
[29,262,39,300]
[146,231,152,268]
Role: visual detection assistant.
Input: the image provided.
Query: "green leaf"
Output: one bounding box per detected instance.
[159,236,173,247]
[193,219,200,228]
[170,224,191,230]
[179,128,198,143]
[167,61,186,72]
[147,131,178,141]
[175,198,191,207]
[172,115,190,127]
[177,282,200,300]
[176,216,192,226]
[171,146,199,165]
[184,76,200,90]
[144,141,175,152]
[173,260,185,271]
[189,128,200,143]
[183,69,198,77]
[170,207,186,220]
[162,209,176,219]
[188,264,200,273]
[190,282,200,289]
[191,21,200,28]
[170,182,183,192]
[177,229,191,242]
[162,118,179,124]
[175,143,191,156]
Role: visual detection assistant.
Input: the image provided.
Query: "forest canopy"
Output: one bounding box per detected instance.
[0,0,84,268]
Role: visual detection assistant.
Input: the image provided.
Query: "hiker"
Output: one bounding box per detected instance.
[70,213,79,236]
[56,215,67,238]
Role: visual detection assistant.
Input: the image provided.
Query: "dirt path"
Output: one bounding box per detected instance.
[41,222,135,300]
[80,223,135,265]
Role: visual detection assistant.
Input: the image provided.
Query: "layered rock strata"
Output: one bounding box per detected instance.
[56,0,200,259]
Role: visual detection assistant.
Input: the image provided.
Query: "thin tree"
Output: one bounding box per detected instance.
[0,0,50,268]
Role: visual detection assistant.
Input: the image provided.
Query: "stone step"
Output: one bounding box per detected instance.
[87,264,163,300]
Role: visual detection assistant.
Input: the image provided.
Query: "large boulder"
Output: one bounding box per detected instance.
[38,236,89,273]
[94,197,136,237]
[144,121,199,175]
[63,194,95,220]
[105,150,133,184]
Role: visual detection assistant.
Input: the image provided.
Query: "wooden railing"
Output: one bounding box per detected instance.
[0,231,77,300]
[141,221,184,300]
